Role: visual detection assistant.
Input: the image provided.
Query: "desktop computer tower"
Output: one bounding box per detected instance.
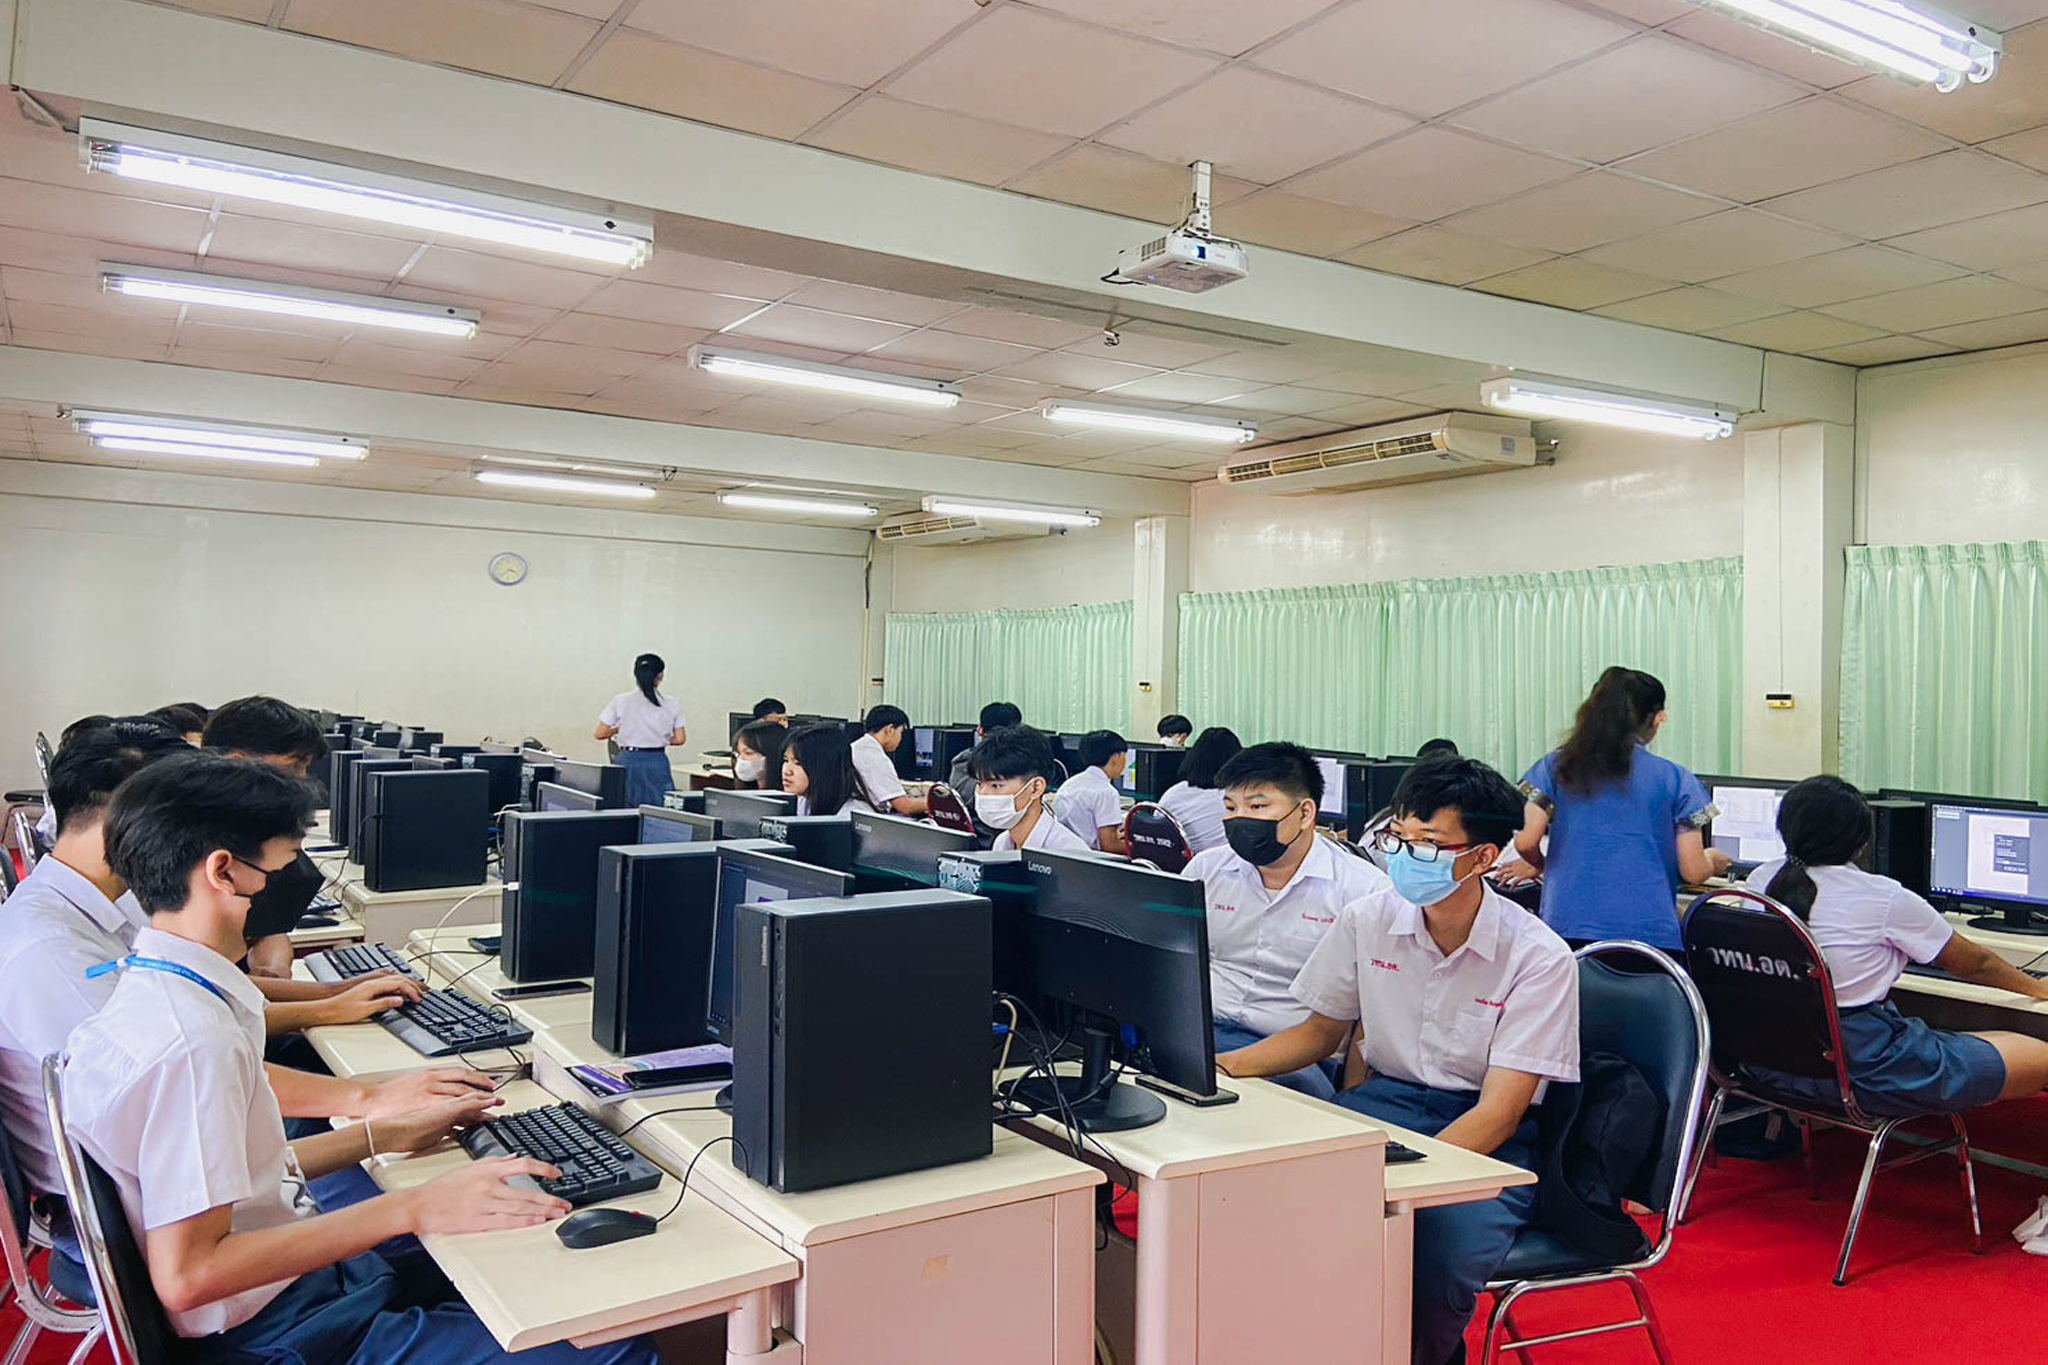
[519,763,558,809]
[661,790,706,815]
[590,838,790,1057]
[757,814,855,873]
[345,760,412,862]
[362,769,490,892]
[1865,799,1931,894]
[733,890,993,1192]
[462,753,524,816]
[500,809,641,983]
[938,850,1038,1001]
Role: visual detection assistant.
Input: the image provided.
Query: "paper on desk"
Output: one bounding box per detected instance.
[564,1044,732,1105]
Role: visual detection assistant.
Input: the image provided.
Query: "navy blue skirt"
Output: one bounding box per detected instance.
[1755,999,2006,1117]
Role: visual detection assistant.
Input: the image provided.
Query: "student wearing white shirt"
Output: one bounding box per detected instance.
[1743,777,2048,1113]
[1052,730,1130,855]
[970,725,1091,855]
[852,705,926,816]
[593,652,687,807]
[1156,714,1193,748]
[1220,758,1579,1365]
[1155,726,1241,854]
[201,695,334,979]
[783,723,877,818]
[63,752,655,1364]
[1183,742,1388,1100]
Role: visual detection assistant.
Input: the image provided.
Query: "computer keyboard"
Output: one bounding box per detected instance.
[305,941,419,984]
[377,989,533,1057]
[459,1104,662,1207]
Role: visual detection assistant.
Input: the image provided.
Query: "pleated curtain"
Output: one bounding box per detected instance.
[883,601,1133,734]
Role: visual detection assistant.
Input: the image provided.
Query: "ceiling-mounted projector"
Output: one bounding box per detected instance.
[1107,159,1248,294]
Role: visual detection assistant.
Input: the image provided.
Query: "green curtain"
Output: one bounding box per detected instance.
[884,601,1132,734]
[1841,541,2048,803]
[1179,557,1742,779]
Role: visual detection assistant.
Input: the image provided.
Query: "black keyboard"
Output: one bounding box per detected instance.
[460,1104,662,1207]
[377,988,533,1057]
[306,942,419,984]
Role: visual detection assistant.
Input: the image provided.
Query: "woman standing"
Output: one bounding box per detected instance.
[1500,666,1726,950]
[594,652,687,807]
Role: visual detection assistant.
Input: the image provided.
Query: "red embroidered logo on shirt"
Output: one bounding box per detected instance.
[1474,997,1506,1009]
[1370,959,1402,972]
[1301,909,1336,924]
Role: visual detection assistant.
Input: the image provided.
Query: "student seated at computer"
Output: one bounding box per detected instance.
[852,705,928,816]
[1156,726,1241,854]
[61,752,655,1365]
[203,695,335,979]
[1185,742,1388,1100]
[1359,740,1461,870]
[1156,714,1193,749]
[33,713,158,848]
[1218,758,1579,1365]
[970,726,1089,854]
[1742,776,2048,1113]
[949,702,1022,795]
[147,701,210,746]
[1052,730,1130,855]
[731,719,789,791]
[784,723,877,818]
[751,697,789,727]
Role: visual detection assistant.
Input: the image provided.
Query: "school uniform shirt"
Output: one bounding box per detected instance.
[598,689,686,749]
[0,856,149,1192]
[1052,766,1123,848]
[994,811,1092,855]
[1156,781,1227,853]
[1293,883,1581,1093]
[1744,861,1957,1008]
[62,928,310,1338]
[1186,838,1391,1038]
[850,732,908,809]
[1520,746,1709,949]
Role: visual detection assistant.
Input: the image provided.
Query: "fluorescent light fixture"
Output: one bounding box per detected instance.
[479,453,655,479]
[691,346,961,408]
[719,492,879,518]
[922,497,1101,528]
[102,264,479,338]
[1041,399,1256,444]
[80,119,653,267]
[473,470,657,499]
[93,437,320,468]
[1480,375,1737,441]
[71,411,369,460]
[1698,1,2000,90]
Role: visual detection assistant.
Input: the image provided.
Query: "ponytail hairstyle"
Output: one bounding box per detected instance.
[1764,775,1872,921]
[632,653,665,707]
[1553,666,1667,794]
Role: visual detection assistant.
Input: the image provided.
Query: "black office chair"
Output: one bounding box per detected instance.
[1122,803,1193,874]
[2,1100,99,1364]
[923,784,978,837]
[1478,941,1707,1364]
[1678,889,1981,1286]
[41,1056,181,1365]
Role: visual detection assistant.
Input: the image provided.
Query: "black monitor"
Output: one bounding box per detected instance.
[910,726,938,778]
[410,756,453,771]
[758,813,856,873]
[535,781,601,813]
[705,848,853,1045]
[638,806,719,844]
[1696,775,1798,870]
[370,727,403,748]
[346,719,380,740]
[499,810,642,981]
[552,759,629,809]
[399,728,443,751]
[1016,848,1217,1132]
[932,728,977,785]
[1309,754,1351,829]
[1880,787,2041,812]
[1130,747,1188,802]
[477,741,520,755]
[848,809,976,892]
[359,744,405,761]
[727,711,754,744]
[461,752,524,816]
[1364,760,1410,815]
[703,789,798,838]
[519,756,559,810]
[430,743,482,763]
[1928,801,2048,935]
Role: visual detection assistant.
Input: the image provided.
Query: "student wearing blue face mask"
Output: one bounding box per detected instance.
[1218,757,1579,1365]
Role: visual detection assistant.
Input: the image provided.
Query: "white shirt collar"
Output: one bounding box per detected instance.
[1386,882,1507,963]
[127,926,269,1020]
[26,855,133,937]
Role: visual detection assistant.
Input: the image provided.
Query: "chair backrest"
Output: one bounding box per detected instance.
[0,843,18,896]
[0,1092,38,1291]
[34,733,54,787]
[1572,941,1711,1217]
[9,810,39,875]
[1123,803,1193,874]
[41,1055,179,1365]
[1681,888,1862,1118]
[923,784,978,836]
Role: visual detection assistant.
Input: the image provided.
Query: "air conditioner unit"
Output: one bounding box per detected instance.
[1215,413,1542,495]
[874,513,1056,546]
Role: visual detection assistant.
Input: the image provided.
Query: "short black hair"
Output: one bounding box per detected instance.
[1181,727,1244,789]
[1391,756,1523,851]
[203,695,327,768]
[59,714,116,748]
[47,724,192,835]
[863,704,909,734]
[752,698,787,719]
[147,703,207,737]
[978,701,1022,733]
[1417,737,1459,760]
[1157,714,1193,739]
[785,723,861,817]
[1215,741,1322,806]
[733,720,789,789]
[1078,730,1126,769]
[104,752,316,915]
[969,725,1058,787]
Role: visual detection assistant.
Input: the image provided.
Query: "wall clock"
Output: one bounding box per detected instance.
[488,551,528,586]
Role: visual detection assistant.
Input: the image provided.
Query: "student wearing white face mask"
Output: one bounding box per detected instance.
[730,720,787,792]
[972,726,1090,855]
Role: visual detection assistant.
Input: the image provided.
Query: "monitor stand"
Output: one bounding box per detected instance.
[1009,1023,1166,1134]
[1967,909,2048,937]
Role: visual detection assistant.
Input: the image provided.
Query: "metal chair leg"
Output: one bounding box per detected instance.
[1676,1084,1727,1224]
[63,1325,100,1365]
[1951,1114,1983,1255]
[1834,1120,1897,1286]
[3,1319,43,1365]
[1800,1118,1821,1200]
[1479,1281,1530,1365]
[1620,1272,1673,1365]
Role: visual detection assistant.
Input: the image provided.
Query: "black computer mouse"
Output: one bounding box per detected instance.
[554,1207,657,1249]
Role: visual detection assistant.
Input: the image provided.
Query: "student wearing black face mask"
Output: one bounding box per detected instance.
[1180,742,1390,1100]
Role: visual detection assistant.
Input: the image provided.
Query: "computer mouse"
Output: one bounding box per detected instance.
[554,1207,657,1249]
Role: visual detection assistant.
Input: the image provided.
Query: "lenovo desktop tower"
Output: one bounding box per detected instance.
[362,769,491,892]
[500,809,640,983]
[757,814,856,873]
[734,889,993,1193]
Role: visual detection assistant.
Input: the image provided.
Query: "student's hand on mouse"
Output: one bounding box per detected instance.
[371,1093,503,1155]
[322,974,422,1024]
[362,1067,498,1118]
[1491,860,1539,888]
[1706,848,1734,878]
[408,1158,569,1234]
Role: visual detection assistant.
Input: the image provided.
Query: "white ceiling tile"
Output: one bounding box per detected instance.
[1887,202,2048,270]
[1619,98,1952,204]
[0,180,209,255]
[1471,257,1673,308]
[936,307,1103,349]
[1182,350,1346,383]
[991,350,1162,391]
[1576,0,1693,21]
[628,0,977,87]
[1709,244,1967,306]
[1101,67,1413,184]
[1022,0,1337,55]
[329,338,493,382]
[1288,129,1579,221]
[1809,335,1955,365]
[723,303,913,352]
[885,8,1217,139]
[2,266,174,315]
[536,311,708,355]
[1984,125,2048,172]
[1213,191,1413,257]
[1836,21,2048,144]
[1211,385,1371,417]
[1915,307,2048,350]
[1005,145,1258,221]
[802,98,1072,187]
[1060,330,1230,369]
[284,0,599,85]
[154,0,275,19]
[778,280,964,326]
[1995,258,2048,288]
[1308,398,1436,427]
[1096,371,1260,404]
[202,215,420,280]
[1446,173,1720,253]
[403,248,606,308]
[582,280,766,328]
[1256,0,1635,119]
[1660,10,1871,87]
[0,225,186,278]
[628,251,801,299]
[173,321,341,361]
[1761,151,2048,237]
[1451,34,1804,163]
[4,300,179,343]
[1706,311,1885,352]
[1581,210,1854,282]
[1592,286,1787,330]
[567,30,858,139]
[500,337,653,380]
[1338,226,1553,285]
[864,330,1040,373]
[1820,274,2048,330]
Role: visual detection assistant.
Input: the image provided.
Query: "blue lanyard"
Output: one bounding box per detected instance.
[86,956,231,1005]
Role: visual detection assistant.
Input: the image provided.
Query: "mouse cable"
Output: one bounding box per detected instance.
[654,1133,747,1227]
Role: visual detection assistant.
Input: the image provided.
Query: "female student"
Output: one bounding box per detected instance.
[731,719,788,791]
[782,723,876,818]
[1745,776,2048,1112]
[1156,726,1241,853]
[1501,667,1726,949]
[593,653,687,807]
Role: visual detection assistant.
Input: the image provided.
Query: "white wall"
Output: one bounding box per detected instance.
[885,518,1139,614]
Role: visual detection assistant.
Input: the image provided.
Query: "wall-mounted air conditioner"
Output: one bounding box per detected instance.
[1216,413,1543,495]
[874,513,1056,546]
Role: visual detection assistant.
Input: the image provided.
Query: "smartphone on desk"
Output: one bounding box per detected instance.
[624,1061,733,1090]
[491,980,590,1002]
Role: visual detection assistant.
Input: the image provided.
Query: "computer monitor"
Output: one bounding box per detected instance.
[499,810,641,981]
[758,813,855,873]
[1698,776,1796,870]
[461,752,524,816]
[1015,848,1217,1132]
[370,728,403,748]
[1928,802,2048,935]
[1880,787,2041,812]
[535,781,601,813]
[359,745,405,761]
[931,728,977,786]
[552,759,629,809]
[430,743,482,763]
[703,789,798,839]
[1130,747,1188,802]
[399,728,442,751]
[847,809,976,892]
[638,806,719,844]
[410,756,453,771]
[705,848,853,1045]
[477,741,520,755]
[911,727,938,778]
[1310,755,1349,829]
[728,711,754,744]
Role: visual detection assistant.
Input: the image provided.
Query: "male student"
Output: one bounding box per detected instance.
[1182,742,1388,1100]
[752,697,789,726]
[949,701,1022,796]
[852,704,928,816]
[970,726,1090,854]
[1218,757,1579,1365]
[1157,714,1194,748]
[63,752,655,1363]
[203,695,332,978]
[1051,730,1129,855]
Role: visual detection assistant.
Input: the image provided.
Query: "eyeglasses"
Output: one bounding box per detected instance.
[1370,831,1475,863]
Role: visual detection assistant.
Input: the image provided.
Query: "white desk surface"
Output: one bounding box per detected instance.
[342,877,501,909]
[1946,912,2048,964]
[1890,968,2048,1016]
[288,916,362,949]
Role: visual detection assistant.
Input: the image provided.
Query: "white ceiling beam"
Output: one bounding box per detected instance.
[14,0,1824,419]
